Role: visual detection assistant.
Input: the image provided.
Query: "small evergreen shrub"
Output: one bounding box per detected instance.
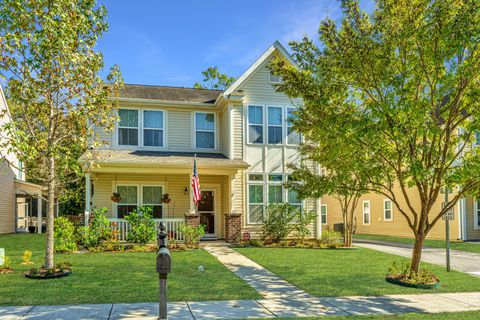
[320,230,342,248]
[125,206,157,244]
[179,224,205,247]
[80,208,114,249]
[54,217,78,253]
[262,204,295,243]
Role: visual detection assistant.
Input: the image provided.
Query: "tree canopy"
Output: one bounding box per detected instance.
[0,0,122,268]
[272,0,480,273]
[193,66,235,90]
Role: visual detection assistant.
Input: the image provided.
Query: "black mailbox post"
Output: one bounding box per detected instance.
[157,223,171,320]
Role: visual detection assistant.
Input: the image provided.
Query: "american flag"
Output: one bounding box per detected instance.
[191,156,201,206]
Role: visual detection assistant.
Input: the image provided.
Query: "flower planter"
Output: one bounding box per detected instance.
[386,274,440,289]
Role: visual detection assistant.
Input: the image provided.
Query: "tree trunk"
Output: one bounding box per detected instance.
[410,233,425,274]
[44,156,55,269]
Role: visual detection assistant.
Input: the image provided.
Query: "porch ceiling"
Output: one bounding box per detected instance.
[80,150,249,174]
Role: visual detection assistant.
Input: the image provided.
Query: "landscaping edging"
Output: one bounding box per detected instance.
[24,270,71,280]
[385,275,440,289]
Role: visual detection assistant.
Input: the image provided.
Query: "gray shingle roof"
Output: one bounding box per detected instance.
[79,150,249,169]
[119,84,223,104]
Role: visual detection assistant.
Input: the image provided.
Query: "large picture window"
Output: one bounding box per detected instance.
[143,110,164,147]
[142,186,163,218]
[195,112,215,149]
[268,107,283,144]
[248,106,264,144]
[117,185,138,218]
[118,109,139,146]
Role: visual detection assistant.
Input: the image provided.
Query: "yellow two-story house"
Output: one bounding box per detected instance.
[79,41,321,241]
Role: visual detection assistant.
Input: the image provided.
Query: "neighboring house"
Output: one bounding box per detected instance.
[0,85,45,234]
[321,179,480,241]
[80,41,322,241]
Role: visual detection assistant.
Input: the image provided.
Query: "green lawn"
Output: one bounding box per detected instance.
[272,311,480,320]
[0,234,260,305]
[354,234,480,253]
[236,247,480,297]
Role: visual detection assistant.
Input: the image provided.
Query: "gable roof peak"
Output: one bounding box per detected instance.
[223,41,295,96]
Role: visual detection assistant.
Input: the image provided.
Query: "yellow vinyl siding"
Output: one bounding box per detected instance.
[167,110,191,151]
[465,196,480,239]
[231,106,243,160]
[219,109,230,158]
[0,160,15,234]
[322,186,461,241]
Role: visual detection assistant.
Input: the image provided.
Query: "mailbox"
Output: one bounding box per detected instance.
[156,247,171,275]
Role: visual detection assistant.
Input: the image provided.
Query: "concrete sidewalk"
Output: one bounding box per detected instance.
[354,241,480,277]
[2,292,480,319]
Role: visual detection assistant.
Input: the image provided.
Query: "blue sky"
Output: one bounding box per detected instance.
[97,0,375,87]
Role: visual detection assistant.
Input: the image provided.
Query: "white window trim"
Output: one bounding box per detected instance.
[115,184,140,218]
[193,111,216,150]
[247,174,265,225]
[267,106,283,145]
[320,204,328,225]
[142,109,165,148]
[247,105,265,145]
[117,108,140,147]
[384,199,393,221]
[116,107,167,149]
[286,107,301,146]
[475,198,480,230]
[362,200,371,225]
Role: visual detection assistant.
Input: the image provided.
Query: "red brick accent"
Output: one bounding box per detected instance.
[225,213,242,243]
[184,213,200,228]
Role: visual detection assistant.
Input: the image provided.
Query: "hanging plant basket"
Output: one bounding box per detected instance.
[162,193,171,204]
[111,193,121,202]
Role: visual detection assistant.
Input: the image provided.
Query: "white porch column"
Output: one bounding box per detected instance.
[316,198,322,240]
[37,193,42,234]
[229,174,235,214]
[85,172,91,227]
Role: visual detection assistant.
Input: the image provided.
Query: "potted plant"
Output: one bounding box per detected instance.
[162,193,171,204]
[111,192,121,202]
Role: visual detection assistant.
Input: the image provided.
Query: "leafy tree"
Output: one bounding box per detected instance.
[0,0,122,268]
[193,66,235,90]
[272,0,480,273]
[288,141,370,247]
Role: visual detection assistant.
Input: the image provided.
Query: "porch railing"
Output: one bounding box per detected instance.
[109,218,185,242]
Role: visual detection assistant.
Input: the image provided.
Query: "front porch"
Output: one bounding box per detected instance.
[81,150,249,242]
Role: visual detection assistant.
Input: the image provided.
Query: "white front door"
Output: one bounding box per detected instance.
[198,190,215,237]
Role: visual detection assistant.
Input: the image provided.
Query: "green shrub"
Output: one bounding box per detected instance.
[1,256,12,269]
[262,204,295,243]
[125,206,156,244]
[80,208,114,249]
[320,230,342,248]
[22,250,33,264]
[292,211,316,241]
[179,224,205,247]
[388,261,439,285]
[54,217,78,253]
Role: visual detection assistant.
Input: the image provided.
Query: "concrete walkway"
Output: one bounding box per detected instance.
[354,239,480,277]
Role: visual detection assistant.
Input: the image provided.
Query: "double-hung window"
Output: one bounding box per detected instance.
[195,112,215,149]
[117,185,138,218]
[248,174,264,223]
[142,186,163,218]
[267,107,283,144]
[248,106,264,144]
[362,200,371,225]
[118,109,139,146]
[321,204,327,224]
[143,110,164,147]
[286,174,302,213]
[286,108,301,145]
[268,174,283,204]
[384,199,393,221]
